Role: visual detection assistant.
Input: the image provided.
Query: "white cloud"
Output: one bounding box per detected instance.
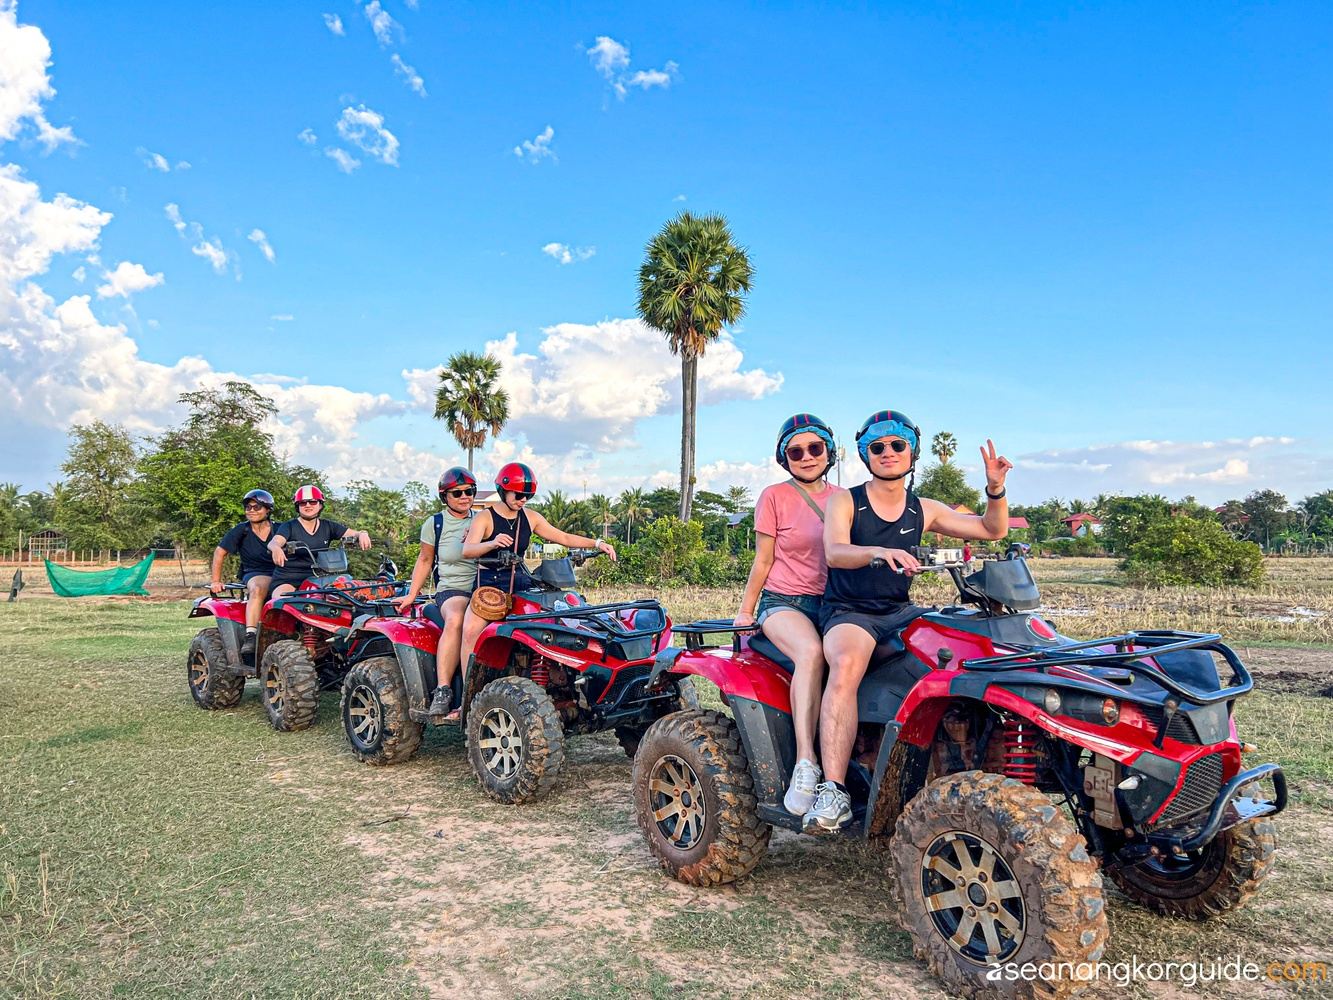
[672,193,686,202]
[390,53,427,96]
[404,0,419,9]
[335,105,399,165]
[513,125,555,164]
[323,12,344,35]
[585,35,678,100]
[164,201,187,235]
[138,148,170,172]
[71,264,84,282]
[175,160,190,170]
[191,238,228,274]
[247,228,276,263]
[404,319,781,455]
[0,165,109,283]
[541,242,595,265]
[363,0,399,46]
[0,3,76,151]
[96,260,163,299]
[270,314,294,322]
[297,127,318,146]
[325,146,361,173]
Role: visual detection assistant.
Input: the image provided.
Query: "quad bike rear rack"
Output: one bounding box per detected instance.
[962,629,1252,706]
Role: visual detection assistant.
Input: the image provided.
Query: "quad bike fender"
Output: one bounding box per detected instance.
[349,616,441,708]
[189,595,247,624]
[649,646,791,710]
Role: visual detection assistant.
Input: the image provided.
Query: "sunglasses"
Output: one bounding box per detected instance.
[243,503,268,511]
[510,491,534,499]
[298,499,322,507]
[785,441,826,462]
[868,439,910,456]
[446,487,477,498]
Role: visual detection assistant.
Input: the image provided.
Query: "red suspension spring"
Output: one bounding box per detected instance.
[302,625,319,657]
[1002,719,1040,784]
[530,659,549,689]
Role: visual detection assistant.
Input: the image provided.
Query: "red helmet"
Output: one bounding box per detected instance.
[293,484,325,508]
[495,462,537,496]
[438,466,477,502]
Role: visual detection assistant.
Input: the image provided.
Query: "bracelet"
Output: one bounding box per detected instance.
[985,485,1006,500]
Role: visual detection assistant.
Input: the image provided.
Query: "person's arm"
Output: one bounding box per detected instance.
[524,510,617,561]
[337,524,372,550]
[461,510,501,559]
[395,542,435,612]
[920,440,1013,541]
[209,546,229,594]
[268,532,289,567]
[734,532,776,628]
[823,490,921,573]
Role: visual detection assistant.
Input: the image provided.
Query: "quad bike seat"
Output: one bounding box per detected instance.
[421,602,446,629]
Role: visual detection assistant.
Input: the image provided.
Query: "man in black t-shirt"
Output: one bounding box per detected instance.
[210,489,278,662]
[268,484,371,597]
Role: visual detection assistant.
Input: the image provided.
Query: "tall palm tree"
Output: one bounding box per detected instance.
[931,431,958,465]
[638,212,753,521]
[433,351,510,470]
[617,487,648,544]
[535,489,575,532]
[588,493,616,539]
[724,485,752,514]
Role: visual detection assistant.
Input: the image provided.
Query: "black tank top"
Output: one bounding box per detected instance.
[477,506,534,591]
[824,485,923,611]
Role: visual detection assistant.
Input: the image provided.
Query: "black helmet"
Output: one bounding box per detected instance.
[855,409,922,480]
[775,413,836,480]
[438,466,477,502]
[243,489,274,510]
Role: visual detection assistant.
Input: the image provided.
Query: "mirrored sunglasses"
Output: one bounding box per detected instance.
[243,502,268,511]
[446,487,477,498]
[298,499,322,507]
[868,439,910,456]
[785,441,826,462]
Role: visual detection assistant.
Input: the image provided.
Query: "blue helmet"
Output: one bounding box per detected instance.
[855,409,922,474]
[775,413,837,472]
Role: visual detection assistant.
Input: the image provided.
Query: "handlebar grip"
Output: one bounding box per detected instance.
[869,557,886,570]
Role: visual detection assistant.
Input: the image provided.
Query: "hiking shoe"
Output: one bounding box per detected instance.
[783,758,822,816]
[802,782,852,834]
[240,632,256,664]
[427,686,454,718]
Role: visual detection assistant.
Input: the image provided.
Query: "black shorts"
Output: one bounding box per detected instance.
[241,571,272,586]
[434,588,471,605]
[818,603,927,644]
[271,569,312,589]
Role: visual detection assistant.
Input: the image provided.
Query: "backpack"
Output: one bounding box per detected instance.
[431,512,444,588]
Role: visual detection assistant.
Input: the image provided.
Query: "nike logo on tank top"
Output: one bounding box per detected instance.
[824,484,923,612]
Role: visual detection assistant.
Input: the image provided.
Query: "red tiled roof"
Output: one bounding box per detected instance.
[1008,517,1030,529]
[1061,513,1101,524]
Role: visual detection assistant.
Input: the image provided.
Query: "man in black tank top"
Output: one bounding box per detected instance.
[803,410,1014,833]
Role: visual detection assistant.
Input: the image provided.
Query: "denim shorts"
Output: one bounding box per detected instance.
[756,590,822,629]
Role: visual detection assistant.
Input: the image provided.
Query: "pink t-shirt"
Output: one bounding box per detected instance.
[754,480,845,596]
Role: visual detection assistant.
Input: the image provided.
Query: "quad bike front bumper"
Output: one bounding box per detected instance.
[1120,762,1286,862]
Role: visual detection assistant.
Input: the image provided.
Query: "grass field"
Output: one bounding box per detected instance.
[2,559,1331,999]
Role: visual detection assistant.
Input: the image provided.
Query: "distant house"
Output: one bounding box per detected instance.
[727,511,753,528]
[948,503,977,515]
[1062,513,1103,537]
[1008,516,1030,531]
[27,528,67,559]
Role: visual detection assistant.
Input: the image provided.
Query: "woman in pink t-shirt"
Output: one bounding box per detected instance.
[734,414,846,816]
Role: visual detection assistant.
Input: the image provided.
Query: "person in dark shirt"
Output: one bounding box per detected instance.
[267,484,371,597]
[804,410,1013,833]
[210,489,278,662]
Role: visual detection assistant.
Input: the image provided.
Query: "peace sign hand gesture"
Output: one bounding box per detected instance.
[979,439,1013,492]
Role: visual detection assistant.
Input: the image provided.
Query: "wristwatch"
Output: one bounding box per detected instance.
[985,485,1007,500]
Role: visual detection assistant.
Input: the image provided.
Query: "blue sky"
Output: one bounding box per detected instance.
[2,0,1330,505]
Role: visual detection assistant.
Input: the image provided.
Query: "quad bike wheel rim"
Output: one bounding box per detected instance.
[188,648,209,693]
[346,683,382,750]
[477,707,523,779]
[647,754,706,850]
[265,662,284,714]
[920,830,1025,965]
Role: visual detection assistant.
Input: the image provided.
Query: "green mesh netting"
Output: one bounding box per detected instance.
[45,553,154,597]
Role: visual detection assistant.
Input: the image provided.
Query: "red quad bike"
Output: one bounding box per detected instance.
[457,548,697,804]
[635,548,1286,1000]
[187,541,402,732]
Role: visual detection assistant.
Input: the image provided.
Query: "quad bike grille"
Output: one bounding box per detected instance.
[1151,752,1223,830]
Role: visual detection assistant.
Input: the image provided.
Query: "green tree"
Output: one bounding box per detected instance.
[1215,499,1249,538]
[1241,489,1290,551]
[616,488,648,544]
[1098,494,1172,555]
[637,211,753,521]
[55,421,148,549]
[588,493,616,539]
[724,485,752,513]
[433,351,510,469]
[644,487,682,523]
[1123,518,1265,587]
[138,382,307,552]
[915,462,982,512]
[930,431,958,465]
[1300,491,1333,548]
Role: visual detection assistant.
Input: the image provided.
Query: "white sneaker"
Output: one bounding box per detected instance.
[802,782,852,833]
[783,758,822,815]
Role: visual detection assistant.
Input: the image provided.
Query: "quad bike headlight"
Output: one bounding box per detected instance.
[1101,698,1120,725]
[1043,689,1062,715]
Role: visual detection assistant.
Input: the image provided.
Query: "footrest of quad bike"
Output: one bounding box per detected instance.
[409,707,462,727]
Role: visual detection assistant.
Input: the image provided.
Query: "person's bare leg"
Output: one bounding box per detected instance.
[818,623,877,785]
[436,595,469,688]
[761,609,825,764]
[459,608,488,682]
[246,575,271,627]
[271,582,296,600]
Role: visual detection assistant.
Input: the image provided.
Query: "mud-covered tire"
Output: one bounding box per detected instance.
[891,771,1108,1000]
[632,709,771,886]
[466,676,565,804]
[187,627,245,710]
[1108,818,1277,920]
[340,656,423,766]
[260,640,319,732]
[614,677,702,758]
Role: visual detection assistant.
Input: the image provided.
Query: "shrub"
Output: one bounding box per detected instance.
[1122,517,1265,587]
